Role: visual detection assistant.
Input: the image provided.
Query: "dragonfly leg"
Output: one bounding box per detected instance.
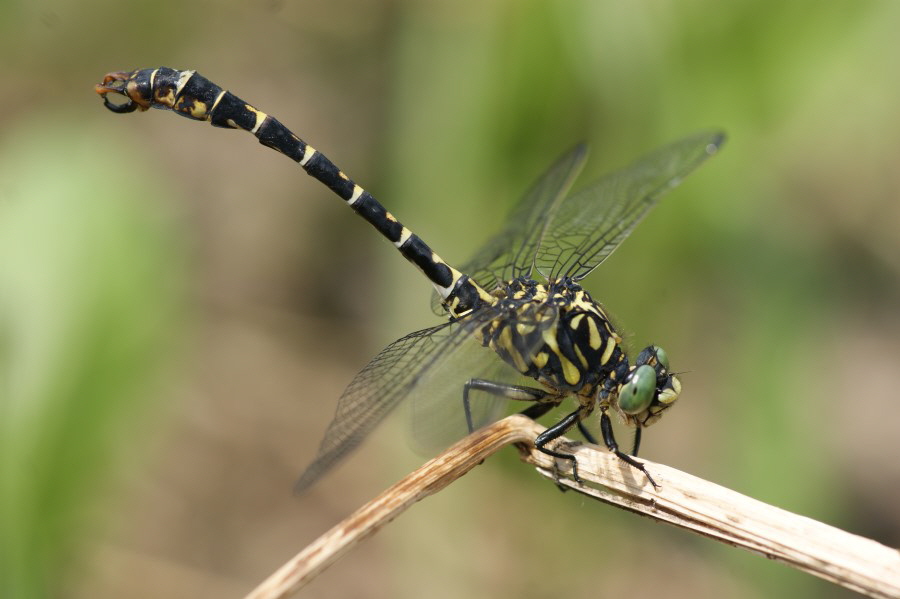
[600,410,658,488]
[518,401,557,421]
[576,419,598,445]
[631,426,642,457]
[534,407,593,483]
[462,379,553,433]
[576,418,640,452]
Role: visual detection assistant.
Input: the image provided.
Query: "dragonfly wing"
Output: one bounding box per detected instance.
[430,144,587,314]
[536,131,725,281]
[295,310,498,492]
[410,298,561,453]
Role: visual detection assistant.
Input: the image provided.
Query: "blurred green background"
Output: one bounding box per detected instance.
[2,1,899,597]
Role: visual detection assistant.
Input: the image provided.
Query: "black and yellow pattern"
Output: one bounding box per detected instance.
[96,68,724,490]
[96,68,492,317]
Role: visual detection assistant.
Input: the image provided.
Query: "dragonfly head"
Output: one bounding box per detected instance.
[615,345,681,429]
[95,70,152,113]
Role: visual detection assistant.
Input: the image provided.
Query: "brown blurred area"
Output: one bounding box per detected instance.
[2,2,899,598]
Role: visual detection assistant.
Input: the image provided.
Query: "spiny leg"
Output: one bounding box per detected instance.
[600,410,658,488]
[461,380,582,477]
[578,419,642,456]
[518,403,587,487]
[462,380,592,483]
[631,427,642,457]
[459,379,560,475]
[462,379,555,433]
[519,402,557,421]
[533,407,592,483]
[577,419,598,445]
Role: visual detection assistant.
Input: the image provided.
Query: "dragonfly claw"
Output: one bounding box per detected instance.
[95,71,144,113]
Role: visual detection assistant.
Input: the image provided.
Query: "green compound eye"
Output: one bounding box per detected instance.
[619,364,656,415]
[654,346,670,372]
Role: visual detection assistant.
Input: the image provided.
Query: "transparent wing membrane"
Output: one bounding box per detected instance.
[431,144,587,313]
[410,301,560,453]
[407,341,527,455]
[295,311,498,492]
[460,145,588,288]
[536,131,724,281]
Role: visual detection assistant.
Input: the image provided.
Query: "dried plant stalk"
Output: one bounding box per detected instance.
[245,414,900,599]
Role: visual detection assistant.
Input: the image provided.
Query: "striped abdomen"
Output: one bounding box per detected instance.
[95,67,493,318]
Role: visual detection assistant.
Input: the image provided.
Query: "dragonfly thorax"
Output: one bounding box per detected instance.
[479,277,682,433]
[480,277,625,395]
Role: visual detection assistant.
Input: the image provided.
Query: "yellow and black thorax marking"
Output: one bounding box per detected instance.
[480,278,624,396]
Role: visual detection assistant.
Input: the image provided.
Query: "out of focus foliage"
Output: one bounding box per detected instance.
[1,1,898,598]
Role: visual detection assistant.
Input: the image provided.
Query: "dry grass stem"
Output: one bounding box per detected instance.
[244,415,535,599]
[246,414,900,599]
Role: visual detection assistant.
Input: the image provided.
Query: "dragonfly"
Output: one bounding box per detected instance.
[96,67,723,491]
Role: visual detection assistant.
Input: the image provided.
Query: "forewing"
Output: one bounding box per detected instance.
[410,299,561,453]
[430,144,587,314]
[536,131,725,281]
[294,311,497,492]
[407,342,524,455]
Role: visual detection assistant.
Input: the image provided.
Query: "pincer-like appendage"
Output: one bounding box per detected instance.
[95,71,150,113]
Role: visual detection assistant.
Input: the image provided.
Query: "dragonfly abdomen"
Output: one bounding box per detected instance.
[95,67,493,317]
